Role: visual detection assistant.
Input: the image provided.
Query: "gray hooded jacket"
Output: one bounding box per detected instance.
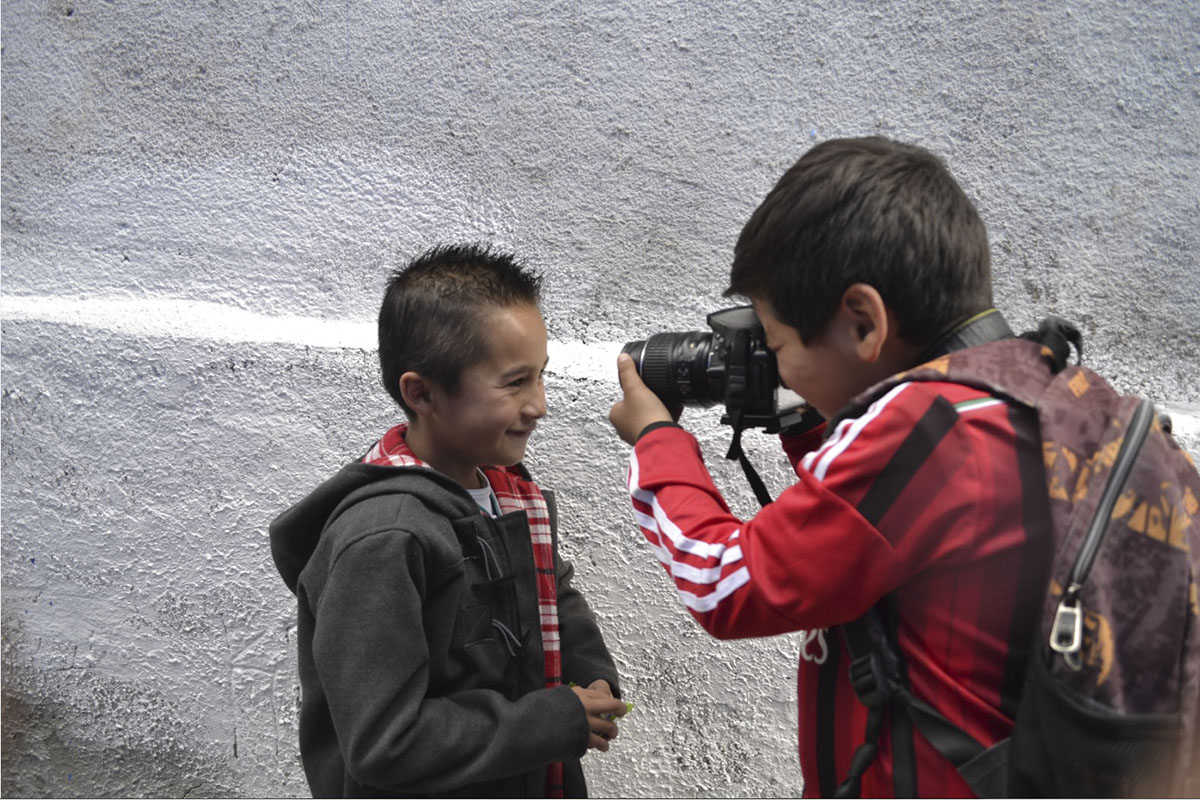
[270,460,620,797]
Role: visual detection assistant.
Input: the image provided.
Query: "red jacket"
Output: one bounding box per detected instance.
[627,379,1050,797]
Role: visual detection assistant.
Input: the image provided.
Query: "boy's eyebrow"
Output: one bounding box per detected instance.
[500,356,550,379]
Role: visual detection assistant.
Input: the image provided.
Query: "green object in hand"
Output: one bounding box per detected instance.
[602,702,634,721]
[568,683,633,719]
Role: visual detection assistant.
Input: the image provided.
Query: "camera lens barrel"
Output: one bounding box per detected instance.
[622,305,786,427]
[622,332,718,407]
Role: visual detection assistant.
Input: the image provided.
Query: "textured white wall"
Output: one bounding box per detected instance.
[2,1,1198,797]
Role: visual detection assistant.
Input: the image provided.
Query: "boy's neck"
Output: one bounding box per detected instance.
[879,338,929,381]
[401,421,486,490]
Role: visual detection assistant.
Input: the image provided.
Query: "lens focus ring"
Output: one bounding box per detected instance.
[640,335,677,397]
[636,332,717,407]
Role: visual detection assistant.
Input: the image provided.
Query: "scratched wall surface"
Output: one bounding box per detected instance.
[2,0,1198,797]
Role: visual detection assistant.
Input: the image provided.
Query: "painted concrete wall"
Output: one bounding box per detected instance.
[2,0,1197,797]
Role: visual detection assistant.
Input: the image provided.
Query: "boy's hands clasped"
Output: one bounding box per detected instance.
[571,679,628,752]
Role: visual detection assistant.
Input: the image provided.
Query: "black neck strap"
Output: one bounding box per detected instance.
[725,408,776,508]
[917,308,1015,364]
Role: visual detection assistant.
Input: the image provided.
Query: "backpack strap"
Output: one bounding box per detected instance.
[837,394,1160,798]
[832,598,921,798]
[836,608,991,797]
[830,316,1181,798]
[1017,315,1081,372]
[824,311,1065,797]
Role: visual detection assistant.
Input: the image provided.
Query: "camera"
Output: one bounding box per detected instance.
[621,306,805,432]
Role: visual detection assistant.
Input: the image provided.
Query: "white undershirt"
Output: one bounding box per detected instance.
[466,470,501,517]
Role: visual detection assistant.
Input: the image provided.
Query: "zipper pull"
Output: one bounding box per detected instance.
[1050,583,1084,671]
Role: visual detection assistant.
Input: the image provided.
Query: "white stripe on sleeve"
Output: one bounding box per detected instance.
[803,382,912,482]
[675,566,751,613]
[627,449,749,610]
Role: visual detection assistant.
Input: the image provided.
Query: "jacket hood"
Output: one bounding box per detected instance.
[269,461,479,594]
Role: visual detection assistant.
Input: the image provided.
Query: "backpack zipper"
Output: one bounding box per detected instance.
[1050,397,1156,669]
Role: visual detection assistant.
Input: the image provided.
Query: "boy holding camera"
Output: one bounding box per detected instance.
[272,244,625,798]
[609,137,1046,797]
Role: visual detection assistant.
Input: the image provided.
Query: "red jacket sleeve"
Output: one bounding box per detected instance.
[628,430,904,639]
[626,382,978,640]
[780,423,827,476]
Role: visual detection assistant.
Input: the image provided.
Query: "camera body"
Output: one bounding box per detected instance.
[621,306,797,430]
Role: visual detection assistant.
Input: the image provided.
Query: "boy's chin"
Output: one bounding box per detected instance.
[496,441,530,466]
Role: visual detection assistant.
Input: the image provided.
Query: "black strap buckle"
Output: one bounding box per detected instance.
[848,652,893,708]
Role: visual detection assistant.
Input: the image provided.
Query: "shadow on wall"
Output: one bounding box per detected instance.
[1,615,232,799]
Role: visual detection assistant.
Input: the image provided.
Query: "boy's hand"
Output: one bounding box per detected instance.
[609,353,678,445]
[570,685,627,752]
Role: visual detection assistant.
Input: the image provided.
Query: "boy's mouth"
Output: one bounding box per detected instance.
[507,428,534,439]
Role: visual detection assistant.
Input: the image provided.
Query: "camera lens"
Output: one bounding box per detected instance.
[621,332,720,407]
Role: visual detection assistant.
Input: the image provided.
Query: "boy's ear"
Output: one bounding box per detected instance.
[398,371,436,415]
[838,283,890,363]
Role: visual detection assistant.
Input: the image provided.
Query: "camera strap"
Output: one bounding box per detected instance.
[724,409,775,507]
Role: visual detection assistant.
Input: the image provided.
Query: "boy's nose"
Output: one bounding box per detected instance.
[524,385,547,419]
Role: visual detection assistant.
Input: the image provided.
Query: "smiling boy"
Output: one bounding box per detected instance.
[271,244,624,798]
[397,301,549,490]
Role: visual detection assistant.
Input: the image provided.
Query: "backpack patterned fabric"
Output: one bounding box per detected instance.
[882,332,1200,795]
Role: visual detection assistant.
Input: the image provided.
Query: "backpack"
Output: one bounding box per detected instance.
[829,316,1200,797]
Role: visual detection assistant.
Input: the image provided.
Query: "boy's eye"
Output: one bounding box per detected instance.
[505,368,545,388]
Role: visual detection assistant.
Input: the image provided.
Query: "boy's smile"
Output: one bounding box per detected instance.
[404,303,549,489]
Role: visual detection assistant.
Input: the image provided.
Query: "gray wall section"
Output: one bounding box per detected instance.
[2,0,1197,797]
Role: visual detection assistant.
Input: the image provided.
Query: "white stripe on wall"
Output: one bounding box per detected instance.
[4,293,1199,440]
[0,293,623,383]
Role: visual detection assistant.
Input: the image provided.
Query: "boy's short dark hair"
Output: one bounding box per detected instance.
[727,136,992,347]
[379,243,543,416]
